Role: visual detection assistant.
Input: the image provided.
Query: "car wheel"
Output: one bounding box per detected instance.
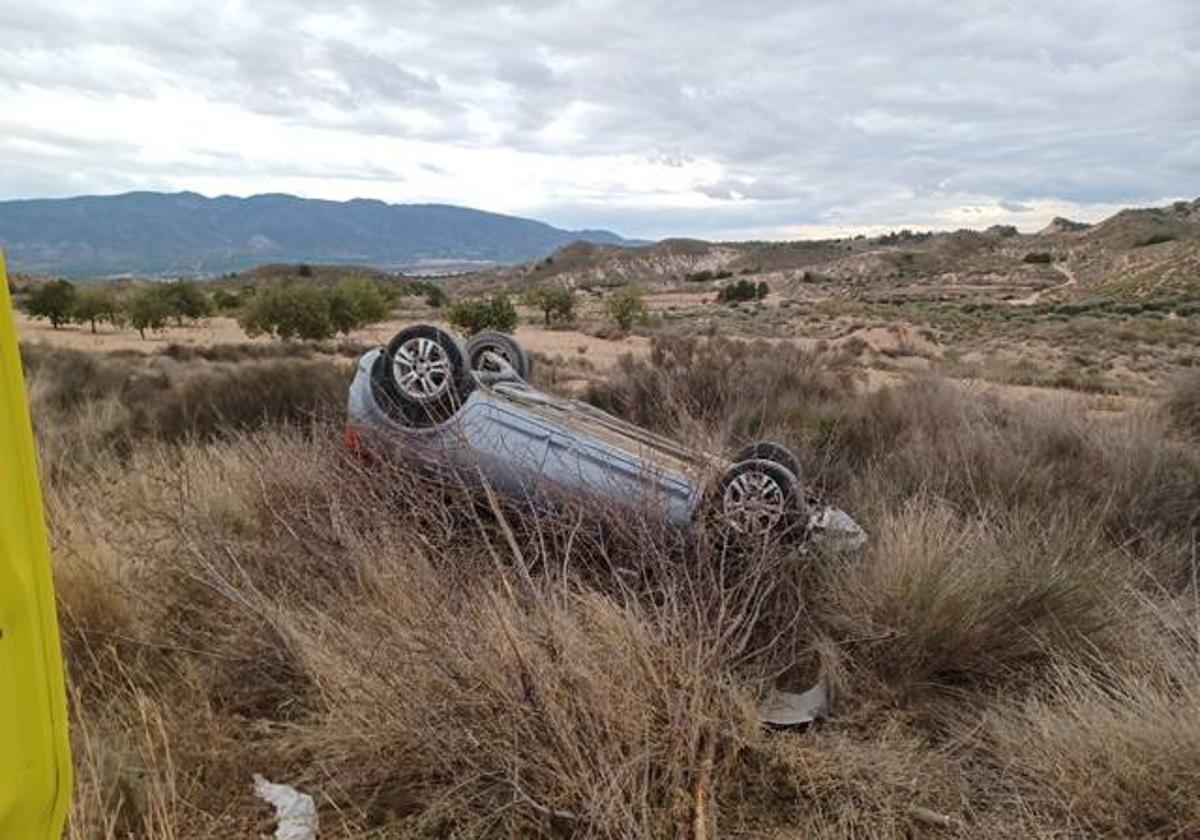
[714,459,804,540]
[466,331,532,380]
[732,441,803,483]
[374,325,474,426]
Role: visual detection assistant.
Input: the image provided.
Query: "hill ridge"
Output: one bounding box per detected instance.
[0,190,636,277]
[447,197,1200,301]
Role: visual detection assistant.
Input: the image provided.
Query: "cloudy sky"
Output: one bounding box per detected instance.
[1,0,1197,239]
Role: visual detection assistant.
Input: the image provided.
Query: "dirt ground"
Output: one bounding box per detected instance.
[15,312,264,352]
[19,310,1143,419]
[15,311,649,366]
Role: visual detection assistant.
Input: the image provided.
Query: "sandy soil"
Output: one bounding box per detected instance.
[1008,263,1078,306]
[833,324,943,357]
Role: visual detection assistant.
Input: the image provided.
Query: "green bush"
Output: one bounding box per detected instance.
[25,279,78,328]
[424,285,447,308]
[71,289,123,333]
[1135,232,1177,247]
[211,289,242,311]
[1023,252,1053,264]
[125,286,174,339]
[447,295,518,335]
[716,279,768,304]
[327,278,390,335]
[395,280,447,308]
[522,285,576,326]
[238,280,391,341]
[159,280,213,325]
[239,283,334,341]
[603,287,647,331]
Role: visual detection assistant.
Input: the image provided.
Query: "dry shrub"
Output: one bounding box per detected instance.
[585,333,854,448]
[51,436,331,837]
[593,341,1199,567]
[976,629,1200,837]
[246,443,815,835]
[868,383,1200,547]
[806,378,1109,511]
[53,429,811,836]
[150,358,346,441]
[22,343,146,412]
[35,331,1200,838]
[162,338,370,363]
[22,343,348,476]
[294,566,761,836]
[734,722,970,837]
[1164,368,1200,443]
[820,499,1122,701]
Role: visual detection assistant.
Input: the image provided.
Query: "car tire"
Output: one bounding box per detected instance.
[373,324,474,426]
[466,331,532,380]
[732,441,803,483]
[713,458,806,540]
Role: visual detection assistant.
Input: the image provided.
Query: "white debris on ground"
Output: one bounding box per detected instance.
[253,774,318,840]
[758,679,830,728]
[810,506,868,554]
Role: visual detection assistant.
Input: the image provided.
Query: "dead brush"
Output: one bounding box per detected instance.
[149,358,348,442]
[970,610,1200,838]
[585,333,854,449]
[285,557,766,836]
[816,497,1126,704]
[1164,368,1200,443]
[234,434,821,835]
[72,426,831,837]
[36,337,1200,838]
[21,342,350,476]
[731,719,972,837]
[783,378,1200,562]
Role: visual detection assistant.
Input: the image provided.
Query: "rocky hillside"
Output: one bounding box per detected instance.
[1053,200,1200,298]
[450,198,1200,301]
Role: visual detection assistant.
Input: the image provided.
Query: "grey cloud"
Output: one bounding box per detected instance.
[495,57,557,90]
[998,200,1032,212]
[0,0,1197,236]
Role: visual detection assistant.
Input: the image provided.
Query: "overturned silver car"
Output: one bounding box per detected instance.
[346,324,865,549]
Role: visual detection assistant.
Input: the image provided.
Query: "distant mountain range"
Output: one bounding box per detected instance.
[0,191,637,277]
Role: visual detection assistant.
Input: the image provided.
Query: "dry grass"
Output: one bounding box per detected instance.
[22,343,349,478]
[976,649,1200,836]
[1165,369,1200,444]
[33,336,1200,837]
[586,333,857,450]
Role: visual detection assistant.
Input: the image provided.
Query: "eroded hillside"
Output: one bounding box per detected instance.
[449,197,1200,303]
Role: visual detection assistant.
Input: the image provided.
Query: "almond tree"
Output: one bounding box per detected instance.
[25,280,77,329]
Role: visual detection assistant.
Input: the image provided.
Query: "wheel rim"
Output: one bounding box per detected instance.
[722,469,787,535]
[393,337,452,401]
[473,343,511,373]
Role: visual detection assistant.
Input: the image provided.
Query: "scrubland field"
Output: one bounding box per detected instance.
[22,320,1200,838]
[14,201,1200,837]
